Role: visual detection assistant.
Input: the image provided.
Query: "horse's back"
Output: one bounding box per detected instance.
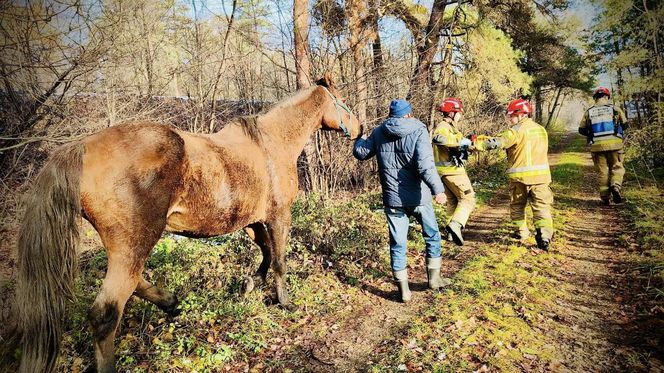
[79,122,185,244]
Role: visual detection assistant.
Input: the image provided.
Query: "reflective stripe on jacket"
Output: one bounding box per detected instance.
[579,102,626,152]
[432,117,465,176]
[478,118,551,185]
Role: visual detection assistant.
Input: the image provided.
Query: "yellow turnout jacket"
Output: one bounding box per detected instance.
[476,118,551,185]
[432,117,466,175]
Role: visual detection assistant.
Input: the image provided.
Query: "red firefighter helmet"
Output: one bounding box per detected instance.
[594,87,611,98]
[438,98,464,113]
[506,98,533,116]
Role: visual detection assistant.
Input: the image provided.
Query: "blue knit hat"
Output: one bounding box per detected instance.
[389,99,412,118]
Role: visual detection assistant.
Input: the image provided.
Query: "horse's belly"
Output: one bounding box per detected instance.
[166,177,268,238]
[164,133,270,238]
[165,206,259,238]
[165,181,267,237]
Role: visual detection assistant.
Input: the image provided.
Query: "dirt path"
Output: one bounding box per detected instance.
[544,136,663,371]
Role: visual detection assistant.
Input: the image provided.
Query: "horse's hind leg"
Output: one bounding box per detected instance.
[267,211,291,307]
[134,276,180,317]
[243,223,272,295]
[88,253,143,373]
[88,225,164,372]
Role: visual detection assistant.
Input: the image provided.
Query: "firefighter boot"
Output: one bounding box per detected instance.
[445,220,464,246]
[393,269,412,303]
[426,257,452,290]
[610,185,623,204]
[535,229,550,251]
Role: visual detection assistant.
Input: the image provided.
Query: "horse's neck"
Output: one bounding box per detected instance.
[259,89,323,160]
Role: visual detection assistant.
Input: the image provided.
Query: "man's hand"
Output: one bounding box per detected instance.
[434,193,447,205]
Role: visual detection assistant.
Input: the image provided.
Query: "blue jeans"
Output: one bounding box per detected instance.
[384,203,442,271]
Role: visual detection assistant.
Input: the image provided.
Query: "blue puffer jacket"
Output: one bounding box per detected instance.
[353,117,444,207]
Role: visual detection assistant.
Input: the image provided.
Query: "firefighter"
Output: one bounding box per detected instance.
[432,98,475,246]
[579,87,628,205]
[474,98,553,250]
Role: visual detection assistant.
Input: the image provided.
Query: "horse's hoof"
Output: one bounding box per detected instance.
[159,296,181,317]
[242,276,255,296]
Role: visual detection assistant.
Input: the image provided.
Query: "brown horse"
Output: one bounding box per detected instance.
[15,73,361,372]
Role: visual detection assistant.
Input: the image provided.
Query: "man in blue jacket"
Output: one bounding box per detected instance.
[354,99,449,303]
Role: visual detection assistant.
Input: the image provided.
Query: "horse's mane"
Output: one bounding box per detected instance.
[233,115,262,143]
[219,85,322,143]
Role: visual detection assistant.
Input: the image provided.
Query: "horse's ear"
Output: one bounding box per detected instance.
[316,72,335,88]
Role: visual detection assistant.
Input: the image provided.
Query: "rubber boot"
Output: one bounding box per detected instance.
[610,185,623,204]
[426,257,452,290]
[445,220,464,246]
[393,269,412,303]
[535,229,550,251]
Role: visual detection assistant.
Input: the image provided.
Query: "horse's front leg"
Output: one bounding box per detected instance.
[267,210,291,307]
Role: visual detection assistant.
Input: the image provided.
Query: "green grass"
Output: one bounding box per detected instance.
[622,153,664,304]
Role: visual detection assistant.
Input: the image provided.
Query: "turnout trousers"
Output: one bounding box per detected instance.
[441,173,476,226]
[591,149,625,198]
[509,181,554,241]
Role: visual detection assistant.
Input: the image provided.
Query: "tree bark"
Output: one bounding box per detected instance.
[406,0,448,125]
[370,0,385,119]
[293,0,311,89]
[545,87,562,128]
[293,0,316,191]
[534,85,543,123]
[347,0,370,125]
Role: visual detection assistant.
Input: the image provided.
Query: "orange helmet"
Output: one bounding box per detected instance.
[438,98,464,113]
[506,98,533,115]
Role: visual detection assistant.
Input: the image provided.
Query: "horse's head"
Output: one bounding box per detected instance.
[316,73,363,140]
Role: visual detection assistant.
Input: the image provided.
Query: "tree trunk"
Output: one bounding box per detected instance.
[370,0,385,120]
[347,0,369,125]
[535,85,543,123]
[293,0,316,191]
[293,0,311,89]
[209,0,237,132]
[553,92,567,126]
[428,7,462,131]
[406,0,448,125]
[612,35,625,108]
[545,87,563,128]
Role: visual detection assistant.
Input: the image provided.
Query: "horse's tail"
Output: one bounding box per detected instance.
[16,142,84,373]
